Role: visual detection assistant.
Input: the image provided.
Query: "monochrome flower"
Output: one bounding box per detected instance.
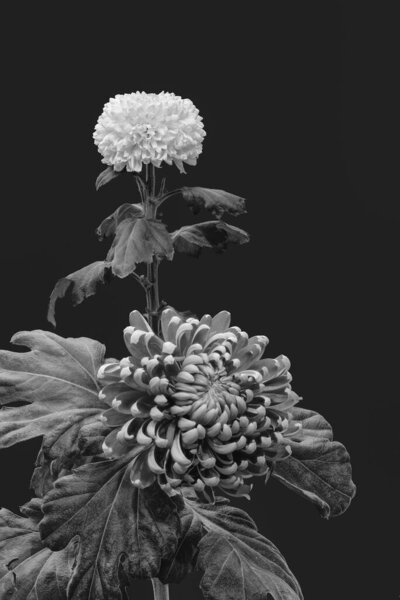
[98,308,302,499]
[93,92,206,174]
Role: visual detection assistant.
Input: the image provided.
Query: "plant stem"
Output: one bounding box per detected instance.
[157,188,182,207]
[151,578,169,600]
[145,165,161,333]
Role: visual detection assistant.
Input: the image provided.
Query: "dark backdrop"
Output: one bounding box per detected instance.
[0,3,398,599]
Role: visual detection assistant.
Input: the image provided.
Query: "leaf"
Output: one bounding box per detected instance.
[181,187,246,218]
[47,261,112,327]
[0,330,107,456]
[40,456,181,600]
[107,218,174,277]
[30,417,110,498]
[96,203,144,240]
[96,203,175,277]
[95,166,120,190]
[171,221,249,257]
[30,448,64,498]
[0,506,78,600]
[158,495,205,583]
[181,499,302,600]
[272,408,356,518]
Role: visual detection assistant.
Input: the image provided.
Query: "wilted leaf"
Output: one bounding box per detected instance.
[95,166,120,190]
[107,218,174,277]
[0,506,78,600]
[40,456,181,600]
[0,331,107,457]
[272,408,356,518]
[171,221,249,257]
[181,187,246,218]
[47,261,112,327]
[182,499,302,600]
[96,203,144,240]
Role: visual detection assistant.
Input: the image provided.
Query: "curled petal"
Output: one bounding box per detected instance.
[130,453,156,488]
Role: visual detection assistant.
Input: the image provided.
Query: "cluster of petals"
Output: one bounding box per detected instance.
[98,308,302,499]
[93,91,206,174]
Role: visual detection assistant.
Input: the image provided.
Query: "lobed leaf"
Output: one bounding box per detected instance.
[40,456,181,600]
[171,221,249,257]
[0,506,78,600]
[0,330,107,456]
[182,499,303,600]
[181,187,246,218]
[272,408,356,518]
[47,261,112,327]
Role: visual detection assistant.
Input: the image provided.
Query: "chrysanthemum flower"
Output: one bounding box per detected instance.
[93,92,206,174]
[98,309,302,499]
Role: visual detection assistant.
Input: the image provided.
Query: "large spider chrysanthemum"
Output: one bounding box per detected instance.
[93,92,206,174]
[98,309,302,499]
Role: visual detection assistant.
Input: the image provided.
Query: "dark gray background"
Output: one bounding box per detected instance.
[0,3,398,599]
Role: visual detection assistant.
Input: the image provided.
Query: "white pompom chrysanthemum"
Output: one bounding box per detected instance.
[93,92,206,174]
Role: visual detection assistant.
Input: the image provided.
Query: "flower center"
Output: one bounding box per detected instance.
[201,380,226,410]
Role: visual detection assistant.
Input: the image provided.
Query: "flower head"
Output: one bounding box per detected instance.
[93,92,206,174]
[98,309,301,499]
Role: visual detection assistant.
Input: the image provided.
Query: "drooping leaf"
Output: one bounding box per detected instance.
[0,506,78,600]
[47,203,145,324]
[171,221,249,257]
[181,187,246,218]
[47,261,112,326]
[40,455,181,600]
[95,166,120,190]
[107,217,174,277]
[180,498,302,600]
[96,203,144,240]
[272,408,356,518]
[0,331,107,456]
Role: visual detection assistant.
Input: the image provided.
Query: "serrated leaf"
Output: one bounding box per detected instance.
[182,499,302,600]
[107,217,174,277]
[171,221,249,257]
[95,166,120,190]
[40,456,181,600]
[47,261,112,326]
[181,187,246,218]
[272,408,356,518]
[96,203,144,240]
[0,507,78,600]
[0,330,107,456]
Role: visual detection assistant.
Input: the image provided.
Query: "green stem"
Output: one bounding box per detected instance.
[151,578,169,600]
